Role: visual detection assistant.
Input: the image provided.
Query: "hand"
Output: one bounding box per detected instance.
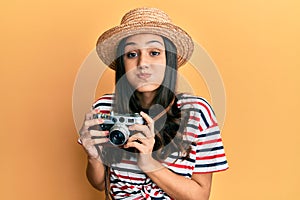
[124,112,162,172]
[124,111,155,153]
[78,109,109,160]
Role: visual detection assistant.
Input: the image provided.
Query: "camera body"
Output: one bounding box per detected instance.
[93,112,144,146]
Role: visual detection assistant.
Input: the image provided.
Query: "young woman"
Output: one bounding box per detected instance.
[78,7,228,200]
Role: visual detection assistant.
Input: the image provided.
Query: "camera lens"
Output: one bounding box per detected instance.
[109,130,126,146]
[109,123,130,146]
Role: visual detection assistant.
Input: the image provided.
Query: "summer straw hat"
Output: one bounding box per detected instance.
[96,7,194,70]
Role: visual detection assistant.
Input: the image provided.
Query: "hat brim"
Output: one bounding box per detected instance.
[96,21,194,70]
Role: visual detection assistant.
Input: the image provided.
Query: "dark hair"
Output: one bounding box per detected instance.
[114,36,177,114]
[101,35,190,164]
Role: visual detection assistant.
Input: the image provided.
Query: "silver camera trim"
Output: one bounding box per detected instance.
[93,112,144,146]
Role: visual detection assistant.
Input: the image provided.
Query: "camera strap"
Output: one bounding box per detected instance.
[152,97,175,122]
[104,165,113,200]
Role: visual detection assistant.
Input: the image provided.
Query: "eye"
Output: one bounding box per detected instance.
[150,51,160,56]
[126,52,138,58]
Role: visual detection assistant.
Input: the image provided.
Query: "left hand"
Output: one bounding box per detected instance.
[124,111,155,154]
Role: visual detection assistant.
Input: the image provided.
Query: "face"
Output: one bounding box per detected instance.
[123,34,166,93]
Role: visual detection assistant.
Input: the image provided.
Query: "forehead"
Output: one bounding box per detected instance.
[125,34,165,48]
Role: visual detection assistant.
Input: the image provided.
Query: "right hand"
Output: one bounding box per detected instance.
[78,109,109,160]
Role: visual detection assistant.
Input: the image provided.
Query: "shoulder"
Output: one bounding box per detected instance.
[92,94,115,113]
[177,93,215,114]
[177,93,218,129]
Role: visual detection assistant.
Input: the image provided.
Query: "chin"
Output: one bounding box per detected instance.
[135,84,160,93]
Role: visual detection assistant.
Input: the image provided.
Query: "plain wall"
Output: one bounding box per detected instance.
[1,0,299,199]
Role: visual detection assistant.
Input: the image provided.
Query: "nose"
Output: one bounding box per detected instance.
[137,51,149,70]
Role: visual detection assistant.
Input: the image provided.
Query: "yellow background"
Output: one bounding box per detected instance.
[1,0,299,199]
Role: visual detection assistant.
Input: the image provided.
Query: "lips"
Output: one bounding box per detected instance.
[137,73,151,80]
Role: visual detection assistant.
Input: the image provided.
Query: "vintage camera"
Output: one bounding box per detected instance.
[93,112,144,146]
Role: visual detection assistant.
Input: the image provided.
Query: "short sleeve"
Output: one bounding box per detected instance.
[92,94,114,113]
[178,94,229,174]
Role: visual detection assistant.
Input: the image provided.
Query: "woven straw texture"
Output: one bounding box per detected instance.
[96,7,194,70]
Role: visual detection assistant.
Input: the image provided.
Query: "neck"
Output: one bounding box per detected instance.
[136,91,156,109]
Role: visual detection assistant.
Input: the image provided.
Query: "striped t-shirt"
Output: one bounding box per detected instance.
[92,93,228,199]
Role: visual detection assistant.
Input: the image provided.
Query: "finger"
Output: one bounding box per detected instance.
[93,137,109,144]
[90,130,109,137]
[80,131,108,146]
[129,124,153,138]
[124,139,154,154]
[127,132,146,143]
[85,109,98,120]
[140,111,154,124]
[90,131,109,144]
[140,111,154,131]
[84,118,104,127]
[124,140,144,151]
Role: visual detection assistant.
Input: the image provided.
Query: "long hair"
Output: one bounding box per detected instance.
[114,36,177,115]
[101,36,190,164]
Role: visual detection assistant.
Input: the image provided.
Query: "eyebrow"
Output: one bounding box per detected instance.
[146,40,164,46]
[124,40,164,47]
